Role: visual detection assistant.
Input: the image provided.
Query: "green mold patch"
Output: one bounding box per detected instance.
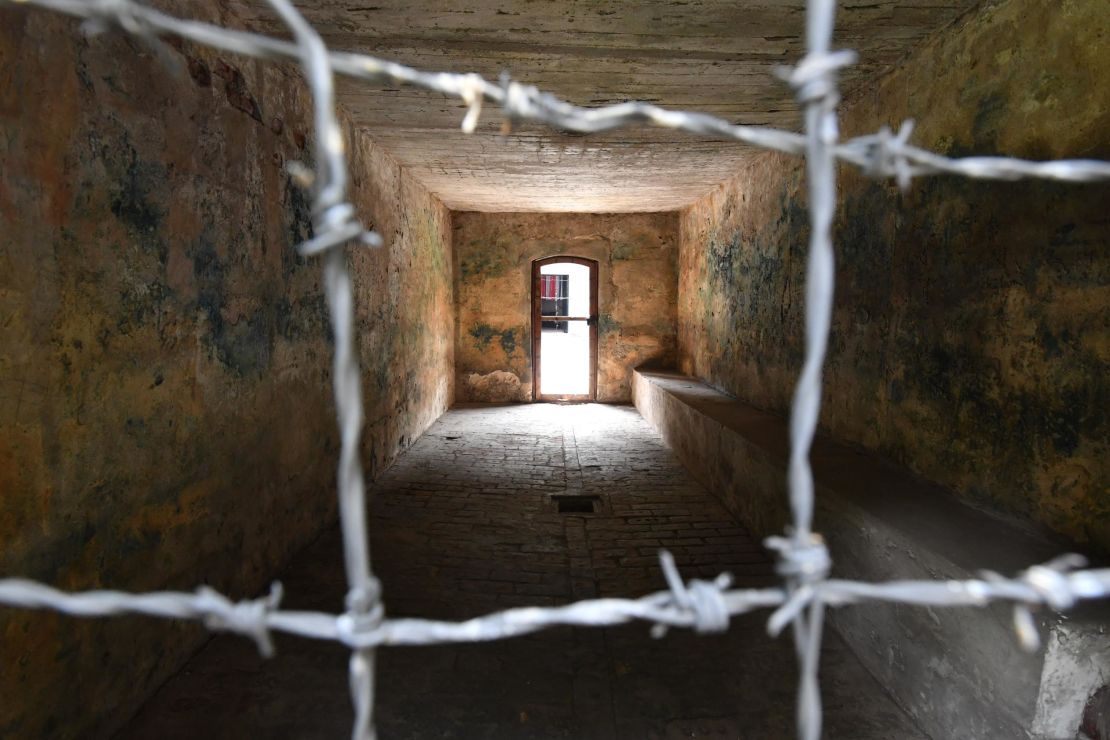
[598,313,621,333]
[469,323,497,350]
[191,232,276,377]
[469,323,521,359]
[109,157,165,244]
[499,328,518,356]
[459,249,507,280]
[611,242,637,261]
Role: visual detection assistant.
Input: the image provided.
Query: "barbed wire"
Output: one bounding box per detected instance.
[255,0,384,737]
[776,3,846,735]
[2,0,1109,739]
[6,0,1110,186]
[3,550,1108,651]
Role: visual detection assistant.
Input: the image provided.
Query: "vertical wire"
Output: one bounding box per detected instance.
[789,0,838,542]
[787,1,840,737]
[261,1,381,738]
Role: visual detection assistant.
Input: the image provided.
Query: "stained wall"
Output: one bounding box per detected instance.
[453,212,677,403]
[0,7,452,738]
[678,0,1109,551]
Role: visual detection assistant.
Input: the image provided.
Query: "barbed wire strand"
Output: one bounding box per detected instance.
[776,0,846,735]
[5,0,1110,185]
[2,553,1109,649]
[258,0,384,737]
[3,1,1110,739]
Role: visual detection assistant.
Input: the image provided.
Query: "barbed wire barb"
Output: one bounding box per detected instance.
[2,552,1109,648]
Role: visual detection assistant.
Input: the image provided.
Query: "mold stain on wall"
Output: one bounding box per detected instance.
[452,212,678,403]
[677,0,1109,553]
[0,5,453,737]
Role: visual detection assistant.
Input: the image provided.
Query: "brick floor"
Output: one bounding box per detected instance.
[120,403,924,739]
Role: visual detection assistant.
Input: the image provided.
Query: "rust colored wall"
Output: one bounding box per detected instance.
[453,212,677,403]
[678,0,1109,552]
[0,8,452,738]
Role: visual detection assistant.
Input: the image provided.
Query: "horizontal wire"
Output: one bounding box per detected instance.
[7,0,1110,184]
[2,554,1108,651]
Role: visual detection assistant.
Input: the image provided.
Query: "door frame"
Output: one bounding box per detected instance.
[531,256,598,402]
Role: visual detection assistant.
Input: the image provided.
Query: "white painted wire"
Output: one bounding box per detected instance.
[257,0,383,737]
[1,1,1109,739]
[3,554,1109,649]
[778,2,845,735]
[6,0,1110,184]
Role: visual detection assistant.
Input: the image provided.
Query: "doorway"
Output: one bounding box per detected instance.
[532,256,598,401]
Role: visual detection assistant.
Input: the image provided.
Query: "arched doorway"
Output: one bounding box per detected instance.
[531,256,598,401]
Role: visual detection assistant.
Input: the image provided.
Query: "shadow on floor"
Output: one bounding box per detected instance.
[118,404,925,739]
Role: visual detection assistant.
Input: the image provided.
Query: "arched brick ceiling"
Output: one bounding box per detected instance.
[229,0,982,212]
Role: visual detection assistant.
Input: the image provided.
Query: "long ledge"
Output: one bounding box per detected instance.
[633,368,1107,740]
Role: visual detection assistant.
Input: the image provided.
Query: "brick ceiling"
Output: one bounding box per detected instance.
[230,0,981,212]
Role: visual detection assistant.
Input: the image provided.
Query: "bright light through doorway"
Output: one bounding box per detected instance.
[539,261,590,396]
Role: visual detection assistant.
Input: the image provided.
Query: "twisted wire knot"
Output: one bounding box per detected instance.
[346,574,384,616]
[336,607,385,649]
[300,204,380,256]
[860,120,916,190]
[285,164,382,256]
[81,0,145,36]
[500,75,522,121]
[653,550,733,636]
[195,581,283,657]
[458,73,486,134]
[763,534,830,637]
[776,50,857,106]
[765,533,831,584]
[499,73,545,131]
[1000,553,1088,652]
[1024,555,1086,611]
[337,576,386,649]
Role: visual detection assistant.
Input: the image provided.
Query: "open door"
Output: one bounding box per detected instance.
[532,256,598,401]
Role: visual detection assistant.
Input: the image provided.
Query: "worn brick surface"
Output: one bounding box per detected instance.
[121,404,923,739]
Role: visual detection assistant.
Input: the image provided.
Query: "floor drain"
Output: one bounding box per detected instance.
[552,495,600,514]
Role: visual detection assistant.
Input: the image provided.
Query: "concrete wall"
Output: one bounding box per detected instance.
[678,0,1110,553]
[0,8,452,738]
[453,212,677,403]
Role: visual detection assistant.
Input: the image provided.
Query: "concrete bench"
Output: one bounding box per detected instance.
[632,368,1109,740]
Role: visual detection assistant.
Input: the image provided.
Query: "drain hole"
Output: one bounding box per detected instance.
[553,495,600,514]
